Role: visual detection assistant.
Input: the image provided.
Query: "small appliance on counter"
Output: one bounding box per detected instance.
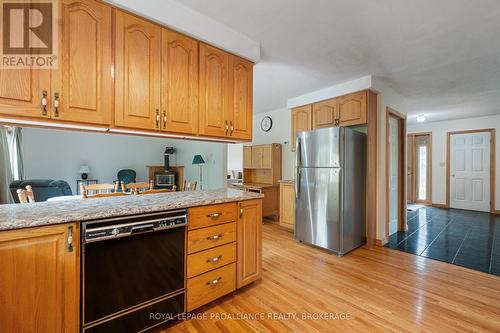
[154,147,177,190]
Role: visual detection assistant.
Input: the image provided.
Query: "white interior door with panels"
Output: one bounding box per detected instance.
[388,116,399,236]
[450,132,490,212]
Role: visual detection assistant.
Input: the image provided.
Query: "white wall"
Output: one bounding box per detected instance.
[227,143,243,172]
[408,114,500,210]
[22,128,227,193]
[252,108,294,180]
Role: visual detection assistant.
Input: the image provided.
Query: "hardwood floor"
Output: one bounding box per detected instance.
[157,222,500,332]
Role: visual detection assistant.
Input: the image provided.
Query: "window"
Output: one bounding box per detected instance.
[417,145,427,201]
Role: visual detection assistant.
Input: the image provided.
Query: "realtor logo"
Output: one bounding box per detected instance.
[1,0,58,68]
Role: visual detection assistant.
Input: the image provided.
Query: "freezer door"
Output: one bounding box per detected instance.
[297,127,342,168]
[295,167,341,252]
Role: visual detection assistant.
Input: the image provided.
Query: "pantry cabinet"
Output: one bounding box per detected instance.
[0,223,79,333]
[52,0,112,125]
[114,10,161,130]
[161,29,199,135]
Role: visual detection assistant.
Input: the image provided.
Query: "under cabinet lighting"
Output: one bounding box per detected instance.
[416,114,426,123]
[0,118,109,132]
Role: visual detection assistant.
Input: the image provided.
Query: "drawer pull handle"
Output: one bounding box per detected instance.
[207,212,222,218]
[206,255,222,263]
[206,233,223,241]
[206,277,222,286]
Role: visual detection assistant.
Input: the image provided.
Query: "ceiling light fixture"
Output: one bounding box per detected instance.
[416,114,426,123]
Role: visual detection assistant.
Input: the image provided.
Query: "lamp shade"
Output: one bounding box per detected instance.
[192,155,205,165]
[79,165,90,173]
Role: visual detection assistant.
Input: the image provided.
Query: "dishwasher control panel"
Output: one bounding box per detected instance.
[83,210,187,243]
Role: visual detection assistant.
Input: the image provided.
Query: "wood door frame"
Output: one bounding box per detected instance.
[446,128,496,212]
[385,107,407,239]
[408,132,432,205]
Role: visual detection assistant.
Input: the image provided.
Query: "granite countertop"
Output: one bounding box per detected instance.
[279,180,295,184]
[0,188,263,232]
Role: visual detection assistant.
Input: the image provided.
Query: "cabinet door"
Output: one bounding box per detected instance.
[237,199,262,288]
[161,29,198,134]
[243,146,252,169]
[312,98,337,129]
[337,91,367,126]
[291,105,312,151]
[0,68,51,119]
[261,145,272,169]
[229,55,253,140]
[115,11,161,130]
[0,223,79,333]
[52,0,112,124]
[199,43,230,137]
[279,183,295,230]
[251,146,263,169]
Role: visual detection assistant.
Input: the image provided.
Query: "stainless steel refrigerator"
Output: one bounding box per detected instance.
[295,127,366,255]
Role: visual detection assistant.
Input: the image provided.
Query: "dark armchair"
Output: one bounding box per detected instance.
[117,169,136,185]
[10,179,73,203]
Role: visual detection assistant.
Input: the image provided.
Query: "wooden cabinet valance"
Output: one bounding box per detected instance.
[0,0,253,142]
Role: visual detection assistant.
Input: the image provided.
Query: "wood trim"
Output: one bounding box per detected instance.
[408,132,432,205]
[446,128,495,212]
[385,107,407,240]
[365,90,378,247]
[375,238,388,247]
[431,203,448,209]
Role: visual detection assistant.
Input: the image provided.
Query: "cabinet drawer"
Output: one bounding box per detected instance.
[187,263,236,311]
[187,242,236,278]
[187,222,236,254]
[188,203,237,230]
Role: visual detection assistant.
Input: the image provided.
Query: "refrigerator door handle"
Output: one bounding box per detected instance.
[295,136,301,198]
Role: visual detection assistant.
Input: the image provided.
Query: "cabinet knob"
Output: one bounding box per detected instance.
[155,109,160,128]
[53,92,59,117]
[162,110,167,128]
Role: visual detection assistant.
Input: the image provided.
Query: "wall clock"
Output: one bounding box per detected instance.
[261,116,273,132]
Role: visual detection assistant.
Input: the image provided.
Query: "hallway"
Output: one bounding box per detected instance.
[386,206,500,275]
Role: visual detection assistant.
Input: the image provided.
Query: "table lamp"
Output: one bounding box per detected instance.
[192,155,205,190]
[79,165,90,180]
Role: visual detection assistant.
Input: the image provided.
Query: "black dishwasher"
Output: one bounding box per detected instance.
[81,210,186,333]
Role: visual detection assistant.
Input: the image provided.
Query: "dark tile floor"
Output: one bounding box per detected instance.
[385,206,500,276]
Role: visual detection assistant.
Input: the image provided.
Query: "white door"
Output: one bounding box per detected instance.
[450,132,490,212]
[388,116,399,235]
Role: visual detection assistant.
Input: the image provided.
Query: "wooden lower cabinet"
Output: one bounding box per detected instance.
[186,199,262,311]
[279,182,295,231]
[237,199,262,288]
[0,223,79,333]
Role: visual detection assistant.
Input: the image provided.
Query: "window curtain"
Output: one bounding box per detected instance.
[8,127,24,181]
[0,126,14,204]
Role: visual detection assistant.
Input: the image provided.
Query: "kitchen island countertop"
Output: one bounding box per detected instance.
[0,188,263,232]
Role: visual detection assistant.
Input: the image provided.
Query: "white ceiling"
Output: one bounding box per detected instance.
[178,0,500,123]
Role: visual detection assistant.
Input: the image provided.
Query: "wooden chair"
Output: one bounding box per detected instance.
[81,182,126,199]
[123,181,154,194]
[138,185,177,195]
[183,180,197,191]
[17,185,35,203]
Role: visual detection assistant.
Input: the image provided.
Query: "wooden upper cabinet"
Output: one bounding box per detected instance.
[0,223,79,333]
[243,146,252,169]
[290,105,312,151]
[337,90,367,126]
[312,98,337,129]
[229,56,253,140]
[0,68,51,119]
[199,43,230,137]
[237,199,262,288]
[115,10,161,130]
[51,0,112,125]
[161,29,198,135]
